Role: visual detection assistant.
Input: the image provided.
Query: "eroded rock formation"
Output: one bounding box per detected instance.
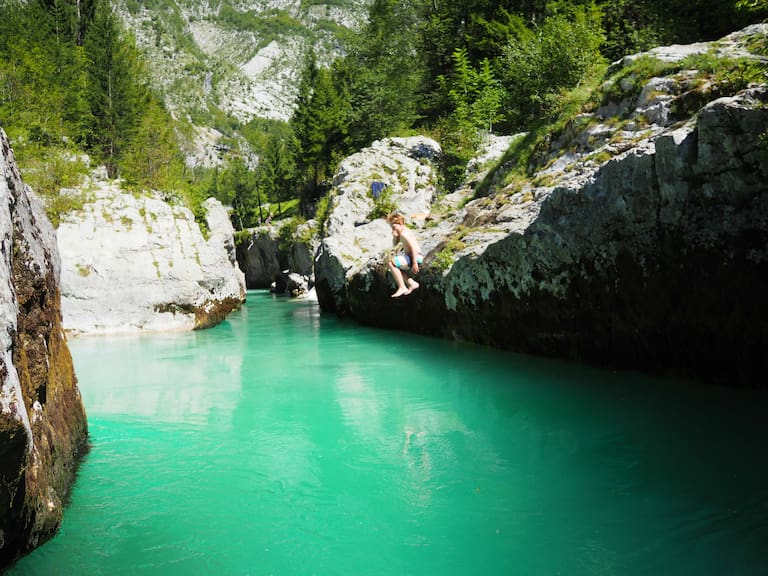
[315,27,768,386]
[313,135,442,312]
[1,128,88,570]
[57,184,246,335]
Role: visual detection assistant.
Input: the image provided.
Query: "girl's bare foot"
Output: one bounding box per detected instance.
[406,279,420,293]
[392,287,409,298]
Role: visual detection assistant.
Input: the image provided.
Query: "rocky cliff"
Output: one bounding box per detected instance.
[235,221,316,295]
[57,183,246,335]
[314,26,768,386]
[1,128,88,570]
[115,0,372,165]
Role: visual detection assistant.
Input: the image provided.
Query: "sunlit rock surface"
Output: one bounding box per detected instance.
[314,135,442,313]
[57,185,246,335]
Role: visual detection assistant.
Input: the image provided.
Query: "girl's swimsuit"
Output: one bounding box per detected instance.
[393,253,423,269]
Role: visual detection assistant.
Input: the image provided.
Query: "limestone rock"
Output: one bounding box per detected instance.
[237,226,283,289]
[235,220,315,293]
[114,0,373,165]
[317,27,768,385]
[57,185,246,335]
[314,136,442,313]
[1,127,88,569]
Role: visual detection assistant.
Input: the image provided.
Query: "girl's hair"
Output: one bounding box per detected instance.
[387,212,404,226]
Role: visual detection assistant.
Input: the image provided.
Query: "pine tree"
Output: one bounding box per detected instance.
[344,0,423,148]
[258,134,296,216]
[290,54,348,192]
[82,0,147,177]
[221,157,261,229]
[120,97,185,192]
[290,50,320,189]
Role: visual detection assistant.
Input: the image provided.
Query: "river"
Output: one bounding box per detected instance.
[9,291,768,575]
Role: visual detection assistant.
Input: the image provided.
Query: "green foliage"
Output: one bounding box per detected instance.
[443,48,505,135]
[478,65,607,196]
[435,47,506,188]
[312,193,332,235]
[120,97,187,193]
[83,0,150,177]
[233,229,252,247]
[0,1,88,148]
[432,236,467,272]
[342,0,424,149]
[41,185,92,229]
[4,0,766,242]
[15,146,86,198]
[290,53,349,193]
[682,50,768,91]
[367,185,397,221]
[257,132,298,216]
[595,55,678,107]
[218,157,262,230]
[595,47,767,116]
[0,0,207,227]
[500,5,606,128]
[277,216,304,252]
[213,7,308,50]
[598,0,669,62]
[240,118,292,154]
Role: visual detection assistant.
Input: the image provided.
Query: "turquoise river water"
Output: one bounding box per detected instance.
[8,291,768,576]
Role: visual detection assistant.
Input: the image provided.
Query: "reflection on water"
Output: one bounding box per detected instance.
[9,291,768,576]
[73,330,244,426]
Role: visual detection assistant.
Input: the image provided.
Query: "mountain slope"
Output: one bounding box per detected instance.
[115,0,371,163]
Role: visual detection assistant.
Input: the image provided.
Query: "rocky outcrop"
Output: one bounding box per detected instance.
[315,27,768,386]
[314,135,442,312]
[1,128,88,570]
[235,220,315,295]
[57,184,246,335]
[237,227,283,289]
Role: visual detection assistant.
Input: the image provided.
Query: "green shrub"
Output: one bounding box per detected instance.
[367,185,397,220]
[277,217,302,252]
[313,194,332,234]
[432,238,467,272]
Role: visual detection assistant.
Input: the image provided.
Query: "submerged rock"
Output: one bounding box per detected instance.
[57,185,246,335]
[1,128,89,569]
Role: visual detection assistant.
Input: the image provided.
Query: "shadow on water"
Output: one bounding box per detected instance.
[9,291,768,576]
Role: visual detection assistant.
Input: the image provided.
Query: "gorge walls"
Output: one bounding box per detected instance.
[1,128,88,570]
[314,27,768,386]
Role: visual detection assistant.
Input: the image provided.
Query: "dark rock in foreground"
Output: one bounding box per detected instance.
[1,128,89,570]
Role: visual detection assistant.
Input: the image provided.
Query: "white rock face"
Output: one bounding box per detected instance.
[57,183,245,335]
[314,136,442,311]
[1,130,31,442]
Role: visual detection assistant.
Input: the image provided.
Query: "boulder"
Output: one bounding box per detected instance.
[235,220,316,293]
[314,136,442,313]
[237,226,282,289]
[57,186,246,334]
